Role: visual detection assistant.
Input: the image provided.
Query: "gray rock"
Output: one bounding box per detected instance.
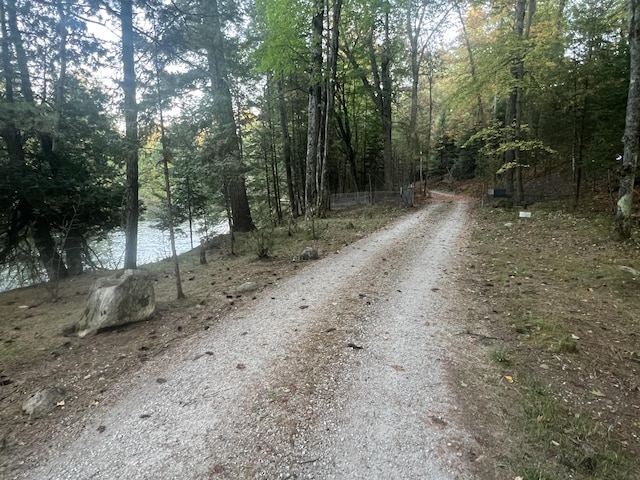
[299,247,319,261]
[236,282,260,294]
[22,387,66,417]
[73,269,156,338]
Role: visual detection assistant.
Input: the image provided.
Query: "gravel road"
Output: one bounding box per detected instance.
[17,199,478,480]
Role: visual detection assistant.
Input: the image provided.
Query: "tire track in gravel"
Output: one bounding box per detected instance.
[17,199,474,480]
[293,199,476,480]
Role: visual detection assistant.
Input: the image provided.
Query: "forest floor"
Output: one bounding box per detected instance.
[0,189,639,479]
[457,198,640,480]
[0,202,412,474]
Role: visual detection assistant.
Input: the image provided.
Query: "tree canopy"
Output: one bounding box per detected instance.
[0,0,636,284]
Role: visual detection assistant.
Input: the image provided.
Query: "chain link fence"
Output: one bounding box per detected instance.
[330,187,414,210]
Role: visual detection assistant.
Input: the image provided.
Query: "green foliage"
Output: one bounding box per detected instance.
[430,135,457,176]
[430,128,487,181]
[548,335,578,354]
[139,158,166,216]
[0,75,124,266]
[252,229,274,258]
[464,121,556,176]
[138,107,230,236]
[439,0,629,191]
[254,0,310,75]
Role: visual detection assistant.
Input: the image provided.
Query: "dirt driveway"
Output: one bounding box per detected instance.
[14,199,480,479]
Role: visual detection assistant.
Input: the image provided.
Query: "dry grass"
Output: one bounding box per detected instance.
[458,203,640,479]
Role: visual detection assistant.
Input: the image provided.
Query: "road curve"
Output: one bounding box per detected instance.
[17,199,477,480]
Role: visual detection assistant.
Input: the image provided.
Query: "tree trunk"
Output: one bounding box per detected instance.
[187,177,194,249]
[615,0,640,239]
[305,3,324,216]
[121,0,139,269]
[33,219,68,282]
[277,77,297,216]
[64,231,83,276]
[294,106,306,214]
[408,25,420,179]
[0,0,14,103]
[272,154,282,221]
[318,0,342,214]
[504,91,516,197]
[335,85,358,189]
[380,10,393,190]
[265,151,273,214]
[514,62,525,204]
[316,78,327,214]
[267,109,282,222]
[456,2,485,124]
[160,136,185,299]
[407,1,449,181]
[573,71,588,207]
[505,0,532,206]
[425,65,434,191]
[155,44,185,300]
[6,0,33,103]
[0,2,30,265]
[205,0,254,232]
[199,241,207,265]
[2,0,69,280]
[228,177,254,232]
[56,0,80,276]
[345,7,394,190]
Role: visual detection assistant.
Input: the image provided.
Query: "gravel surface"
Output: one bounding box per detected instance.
[15,199,477,480]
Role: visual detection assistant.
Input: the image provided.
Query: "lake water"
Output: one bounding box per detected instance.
[94,220,228,269]
[0,220,228,291]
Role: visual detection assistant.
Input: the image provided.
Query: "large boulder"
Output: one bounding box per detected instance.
[74,269,156,337]
[236,281,260,295]
[299,247,319,261]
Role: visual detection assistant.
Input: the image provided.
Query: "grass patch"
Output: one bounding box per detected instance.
[511,315,580,353]
[547,335,578,354]
[488,348,513,366]
[496,368,637,479]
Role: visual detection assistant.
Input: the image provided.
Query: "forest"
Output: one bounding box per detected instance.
[0,0,635,287]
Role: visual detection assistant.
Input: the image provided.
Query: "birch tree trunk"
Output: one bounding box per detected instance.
[614,0,640,239]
